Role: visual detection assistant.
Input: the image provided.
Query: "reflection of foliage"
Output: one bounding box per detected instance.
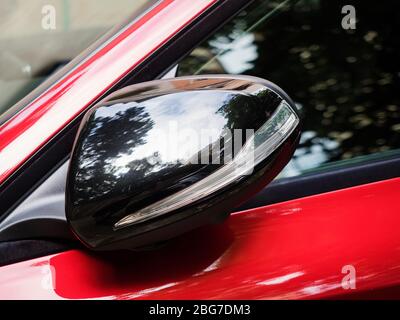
[179,0,400,171]
[215,91,281,158]
[74,103,154,204]
[217,94,270,130]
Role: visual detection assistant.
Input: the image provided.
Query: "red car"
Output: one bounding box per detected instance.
[0,0,399,300]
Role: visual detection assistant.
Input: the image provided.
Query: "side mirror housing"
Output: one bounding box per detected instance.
[66,75,301,250]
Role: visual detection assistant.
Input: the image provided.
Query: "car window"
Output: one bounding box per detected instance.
[0,0,157,118]
[178,0,400,178]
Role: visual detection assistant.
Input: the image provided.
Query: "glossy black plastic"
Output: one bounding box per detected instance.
[66,75,301,250]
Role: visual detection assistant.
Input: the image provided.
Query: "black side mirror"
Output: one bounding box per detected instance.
[66,75,301,251]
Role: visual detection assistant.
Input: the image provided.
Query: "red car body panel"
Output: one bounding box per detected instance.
[0,178,399,300]
[0,0,216,185]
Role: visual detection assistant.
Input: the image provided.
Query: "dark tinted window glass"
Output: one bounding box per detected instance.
[179,0,400,177]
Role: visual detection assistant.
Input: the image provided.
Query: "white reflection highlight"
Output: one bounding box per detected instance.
[257,271,304,286]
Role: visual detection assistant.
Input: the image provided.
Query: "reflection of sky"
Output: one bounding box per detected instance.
[110,92,229,176]
[279,131,340,178]
[94,103,130,119]
[211,34,258,74]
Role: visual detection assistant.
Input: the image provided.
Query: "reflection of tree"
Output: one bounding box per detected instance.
[73,102,196,224]
[180,0,400,170]
[73,103,154,205]
[207,90,282,162]
[217,92,278,130]
[72,100,219,223]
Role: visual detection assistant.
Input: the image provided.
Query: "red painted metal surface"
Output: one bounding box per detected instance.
[0,0,216,185]
[0,178,399,299]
